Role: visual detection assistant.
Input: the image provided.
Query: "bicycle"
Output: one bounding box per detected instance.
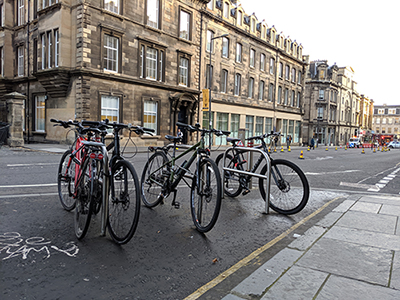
[215,132,309,215]
[52,119,154,244]
[141,122,229,233]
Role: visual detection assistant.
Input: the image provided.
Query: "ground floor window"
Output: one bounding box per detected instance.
[35,95,46,132]
[245,115,254,142]
[288,120,294,141]
[143,100,158,134]
[281,119,287,144]
[101,95,119,122]
[265,117,272,135]
[216,112,228,145]
[255,116,264,136]
[230,114,240,139]
[294,121,300,143]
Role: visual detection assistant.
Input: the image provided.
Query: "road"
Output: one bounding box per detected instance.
[1,146,399,299]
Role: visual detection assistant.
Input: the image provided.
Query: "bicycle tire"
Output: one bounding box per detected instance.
[74,157,93,239]
[259,159,309,215]
[57,149,76,211]
[141,151,169,208]
[215,152,243,197]
[108,160,140,245]
[190,157,222,233]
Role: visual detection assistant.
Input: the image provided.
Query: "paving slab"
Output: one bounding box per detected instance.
[288,226,327,251]
[332,200,355,212]
[316,274,400,300]
[296,238,392,286]
[379,204,400,216]
[392,251,400,290]
[350,201,381,213]
[359,196,400,206]
[221,294,245,300]
[316,211,343,228]
[324,226,400,251]
[336,210,397,234]
[260,266,328,300]
[231,248,303,297]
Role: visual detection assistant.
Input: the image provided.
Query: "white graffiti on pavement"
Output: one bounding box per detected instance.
[0,232,79,260]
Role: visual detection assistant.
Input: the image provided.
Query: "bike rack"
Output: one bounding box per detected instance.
[222,146,271,214]
[82,141,110,236]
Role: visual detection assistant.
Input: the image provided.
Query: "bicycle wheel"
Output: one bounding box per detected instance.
[190,157,222,233]
[108,160,140,245]
[141,151,169,208]
[57,149,76,211]
[215,151,243,197]
[74,157,93,239]
[259,159,309,215]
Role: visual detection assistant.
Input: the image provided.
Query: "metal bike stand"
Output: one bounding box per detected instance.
[222,146,272,214]
[82,141,110,236]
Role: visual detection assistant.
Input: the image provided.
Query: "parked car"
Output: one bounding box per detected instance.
[347,138,362,148]
[388,141,400,148]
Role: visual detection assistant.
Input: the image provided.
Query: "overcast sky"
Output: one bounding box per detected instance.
[243,0,398,105]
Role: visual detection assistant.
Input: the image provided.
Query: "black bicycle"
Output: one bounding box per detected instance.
[141,122,229,233]
[216,132,309,215]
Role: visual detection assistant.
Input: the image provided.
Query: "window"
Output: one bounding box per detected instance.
[35,95,46,132]
[221,69,228,93]
[205,64,213,88]
[260,54,265,71]
[265,117,272,134]
[0,3,4,27]
[317,107,323,119]
[0,47,3,77]
[147,0,160,29]
[382,118,386,124]
[297,70,302,84]
[55,30,59,67]
[291,68,296,82]
[41,34,46,69]
[248,77,254,98]
[222,37,229,58]
[236,43,242,62]
[104,0,119,14]
[268,83,274,101]
[270,57,275,74]
[250,49,255,68]
[206,30,214,53]
[179,9,191,40]
[216,113,228,145]
[42,0,59,9]
[255,117,264,136]
[17,46,24,77]
[104,34,119,72]
[47,31,52,68]
[140,42,165,81]
[143,100,158,134]
[284,88,288,105]
[237,10,242,26]
[291,90,295,106]
[245,116,254,140]
[178,57,189,86]
[389,109,396,114]
[295,121,300,143]
[319,90,324,100]
[231,114,240,138]
[285,65,290,80]
[251,18,255,33]
[223,2,229,18]
[234,73,241,96]
[259,81,264,100]
[101,95,120,123]
[279,62,283,77]
[378,109,384,114]
[297,92,301,107]
[207,0,213,10]
[277,86,282,104]
[18,0,25,26]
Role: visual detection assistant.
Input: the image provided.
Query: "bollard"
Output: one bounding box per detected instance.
[325,146,328,151]
[373,147,376,153]
[361,147,365,154]
[307,146,310,151]
[281,146,284,152]
[288,146,291,152]
[299,150,304,159]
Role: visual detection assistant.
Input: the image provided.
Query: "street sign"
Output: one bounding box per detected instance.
[202,89,209,110]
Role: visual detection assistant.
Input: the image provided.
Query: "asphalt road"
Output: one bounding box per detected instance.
[1,146,399,299]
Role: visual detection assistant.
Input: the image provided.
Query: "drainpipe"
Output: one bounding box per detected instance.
[26,0,31,144]
[197,11,204,142]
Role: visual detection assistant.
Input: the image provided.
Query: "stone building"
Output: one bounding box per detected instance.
[0,0,209,145]
[201,0,307,146]
[303,60,372,146]
[372,104,400,143]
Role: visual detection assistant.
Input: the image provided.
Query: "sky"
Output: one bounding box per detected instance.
[242,0,399,105]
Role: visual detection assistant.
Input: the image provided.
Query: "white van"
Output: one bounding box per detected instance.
[347,138,362,148]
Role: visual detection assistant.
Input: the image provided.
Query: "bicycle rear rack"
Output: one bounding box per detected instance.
[222,147,271,214]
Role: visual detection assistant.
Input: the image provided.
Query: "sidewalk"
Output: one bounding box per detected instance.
[219,194,400,299]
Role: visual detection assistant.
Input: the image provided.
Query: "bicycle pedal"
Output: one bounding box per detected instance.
[173,202,180,209]
[242,189,251,196]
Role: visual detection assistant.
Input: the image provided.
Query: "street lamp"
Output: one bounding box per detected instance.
[208,33,229,149]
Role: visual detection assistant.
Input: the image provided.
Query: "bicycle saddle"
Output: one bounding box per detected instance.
[165,135,182,142]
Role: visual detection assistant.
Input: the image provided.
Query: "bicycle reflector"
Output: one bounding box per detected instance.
[89,153,104,160]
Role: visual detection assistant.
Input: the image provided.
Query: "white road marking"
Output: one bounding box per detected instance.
[305,170,359,175]
[7,163,58,167]
[0,193,58,199]
[0,183,57,188]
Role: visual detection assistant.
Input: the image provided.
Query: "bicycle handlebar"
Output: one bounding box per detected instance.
[246,131,282,141]
[176,122,230,136]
